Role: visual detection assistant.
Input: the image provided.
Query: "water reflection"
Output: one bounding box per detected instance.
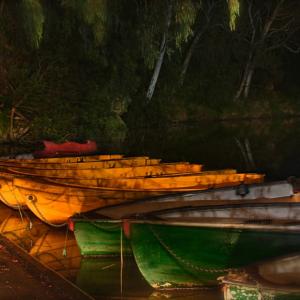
[76,257,152,298]
[30,229,81,280]
[0,205,48,251]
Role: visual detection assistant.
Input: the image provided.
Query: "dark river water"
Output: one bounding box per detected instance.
[1,119,300,299]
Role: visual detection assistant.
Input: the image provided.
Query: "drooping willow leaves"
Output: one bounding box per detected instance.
[227,0,239,31]
[174,0,200,48]
[62,0,108,45]
[20,0,45,48]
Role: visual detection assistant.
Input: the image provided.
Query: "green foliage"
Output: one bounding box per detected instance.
[174,0,199,48]
[62,0,108,45]
[0,0,299,144]
[137,1,165,70]
[20,0,45,48]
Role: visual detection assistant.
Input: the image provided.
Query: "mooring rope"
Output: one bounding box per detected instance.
[120,226,124,296]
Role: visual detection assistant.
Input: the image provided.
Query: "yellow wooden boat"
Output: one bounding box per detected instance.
[0,157,161,170]
[0,162,192,209]
[0,172,27,208]
[13,172,264,225]
[0,153,124,164]
[29,229,81,279]
[51,170,262,190]
[0,212,49,251]
[9,163,203,179]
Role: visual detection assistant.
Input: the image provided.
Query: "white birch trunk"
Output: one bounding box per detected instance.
[146,1,173,102]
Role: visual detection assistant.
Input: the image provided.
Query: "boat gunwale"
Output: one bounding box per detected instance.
[126,218,300,232]
[11,177,290,197]
[149,198,300,216]
[7,162,204,174]
[0,156,161,167]
[13,179,259,193]
[0,153,125,163]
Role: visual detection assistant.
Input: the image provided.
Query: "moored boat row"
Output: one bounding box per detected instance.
[0,152,264,225]
[2,151,299,292]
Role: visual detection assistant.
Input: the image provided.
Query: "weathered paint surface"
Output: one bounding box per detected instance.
[74,220,131,256]
[224,284,300,300]
[129,223,300,289]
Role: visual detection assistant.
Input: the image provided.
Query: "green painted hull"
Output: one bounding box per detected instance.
[129,222,300,289]
[74,220,132,256]
[223,284,300,300]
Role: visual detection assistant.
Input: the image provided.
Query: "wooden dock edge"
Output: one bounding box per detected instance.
[0,234,94,300]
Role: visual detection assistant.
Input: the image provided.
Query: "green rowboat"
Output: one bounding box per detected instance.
[72,219,131,256]
[223,284,300,300]
[71,181,297,257]
[126,219,300,289]
[221,253,300,300]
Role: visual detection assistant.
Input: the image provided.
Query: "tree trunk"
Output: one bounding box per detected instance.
[235,1,284,101]
[243,65,254,98]
[146,0,173,102]
[234,51,254,100]
[179,26,206,86]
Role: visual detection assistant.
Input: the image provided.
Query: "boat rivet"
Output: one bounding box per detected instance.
[27,194,36,202]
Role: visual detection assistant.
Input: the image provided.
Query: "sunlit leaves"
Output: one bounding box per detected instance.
[228,0,239,31]
[174,0,199,48]
[62,0,108,45]
[139,0,200,69]
[137,1,165,70]
[20,0,45,48]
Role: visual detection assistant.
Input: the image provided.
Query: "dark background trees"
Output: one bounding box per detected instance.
[0,0,299,144]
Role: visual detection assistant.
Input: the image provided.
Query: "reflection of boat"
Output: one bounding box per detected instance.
[126,219,300,289]
[29,229,81,279]
[33,140,97,158]
[76,257,152,298]
[221,254,300,300]
[0,211,49,251]
[71,219,132,256]
[0,202,12,223]
[10,162,204,179]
